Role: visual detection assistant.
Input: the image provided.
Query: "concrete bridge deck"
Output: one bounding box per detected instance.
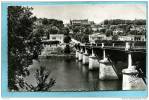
[74,39,146,90]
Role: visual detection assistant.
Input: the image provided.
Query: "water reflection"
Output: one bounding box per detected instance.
[82,65,88,76]
[25,57,122,91]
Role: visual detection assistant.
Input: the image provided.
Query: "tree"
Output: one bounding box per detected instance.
[63,35,71,43]
[42,18,49,25]
[42,18,64,37]
[112,35,119,41]
[33,66,56,91]
[50,26,59,34]
[44,25,51,39]
[125,25,132,33]
[128,30,138,35]
[81,34,89,43]
[64,45,71,54]
[84,27,93,34]
[15,66,56,91]
[105,29,113,37]
[99,28,106,33]
[63,27,71,54]
[134,19,146,25]
[117,31,123,36]
[104,20,109,25]
[73,26,80,33]
[8,6,43,91]
[64,27,70,35]
[60,27,70,35]
[33,25,45,37]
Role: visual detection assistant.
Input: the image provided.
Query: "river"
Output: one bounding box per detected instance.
[25,56,122,91]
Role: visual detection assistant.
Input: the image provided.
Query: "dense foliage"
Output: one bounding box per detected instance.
[8,6,43,91]
[63,28,72,54]
[15,66,56,91]
[40,18,64,38]
[71,34,89,43]
[103,19,146,25]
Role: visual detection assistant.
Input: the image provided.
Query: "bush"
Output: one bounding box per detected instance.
[64,45,71,54]
[13,66,56,91]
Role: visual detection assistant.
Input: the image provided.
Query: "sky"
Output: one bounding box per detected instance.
[31,4,146,24]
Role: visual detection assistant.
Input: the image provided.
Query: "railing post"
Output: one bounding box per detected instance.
[132,42,134,48]
[81,48,83,53]
[128,52,132,68]
[125,42,130,51]
[101,43,104,48]
[101,43,107,61]
[91,48,95,57]
[96,43,98,47]
[85,47,88,54]
[103,49,106,60]
[112,43,115,47]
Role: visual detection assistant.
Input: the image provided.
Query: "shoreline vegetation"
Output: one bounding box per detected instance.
[39,53,75,58]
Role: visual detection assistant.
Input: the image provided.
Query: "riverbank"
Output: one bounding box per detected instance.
[39,44,75,58]
[39,53,75,59]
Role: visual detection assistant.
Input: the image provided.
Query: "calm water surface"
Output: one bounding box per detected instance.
[25,57,122,91]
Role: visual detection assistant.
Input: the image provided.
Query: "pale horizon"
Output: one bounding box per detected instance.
[31,4,146,24]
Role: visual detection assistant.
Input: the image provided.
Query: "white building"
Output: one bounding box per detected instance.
[89,33,112,43]
[113,28,124,35]
[118,35,146,41]
[91,25,103,32]
[118,36,132,41]
[49,34,64,43]
[130,25,146,32]
[70,19,89,26]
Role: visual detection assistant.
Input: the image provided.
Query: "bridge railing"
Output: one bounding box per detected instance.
[96,43,102,46]
[104,43,113,47]
[76,41,146,50]
[133,46,146,49]
[113,43,126,48]
[133,42,146,49]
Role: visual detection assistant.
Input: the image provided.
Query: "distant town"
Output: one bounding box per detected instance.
[34,18,146,44]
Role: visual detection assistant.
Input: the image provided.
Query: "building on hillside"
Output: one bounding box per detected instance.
[49,34,64,43]
[89,33,146,42]
[70,19,89,26]
[91,25,103,32]
[118,35,146,41]
[89,33,112,43]
[130,25,146,33]
[113,28,124,35]
[89,21,95,25]
[133,35,146,41]
[118,36,132,41]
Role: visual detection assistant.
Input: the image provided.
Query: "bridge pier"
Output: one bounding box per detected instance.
[82,48,89,65]
[75,49,79,59]
[99,43,118,80]
[89,48,99,70]
[122,52,146,90]
[78,48,83,61]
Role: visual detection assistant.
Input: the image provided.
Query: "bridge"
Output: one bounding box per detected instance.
[40,38,146,90]
[74,41,146,90]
